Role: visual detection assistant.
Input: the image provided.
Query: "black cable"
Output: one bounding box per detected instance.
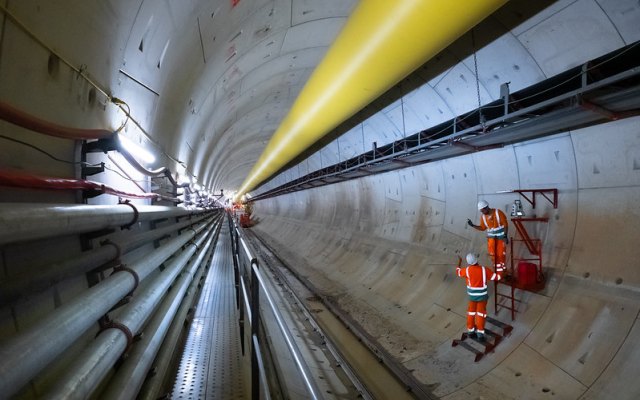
[0,133,152,185]
[0,134,99,166]
[102,164,149,183]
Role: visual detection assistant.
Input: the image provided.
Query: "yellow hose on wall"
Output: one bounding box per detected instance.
[237,0,508,198]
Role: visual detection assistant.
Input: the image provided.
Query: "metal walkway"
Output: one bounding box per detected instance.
[171,222,245,399]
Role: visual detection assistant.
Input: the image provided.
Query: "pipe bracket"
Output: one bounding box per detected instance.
[179,225,197,236]
[97,317,134,354]
[186,238,200,251]
[112,264,139,297]
[100,239,122,260]
[118,199,139,230]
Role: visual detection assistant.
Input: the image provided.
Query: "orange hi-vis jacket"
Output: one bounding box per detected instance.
[456,263,503,301]
[479,208,508,239]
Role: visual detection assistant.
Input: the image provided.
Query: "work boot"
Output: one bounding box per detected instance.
[467,331,477,339]
[477,333,486,343]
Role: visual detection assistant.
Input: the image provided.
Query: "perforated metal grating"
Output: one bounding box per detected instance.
[171,223,245,399]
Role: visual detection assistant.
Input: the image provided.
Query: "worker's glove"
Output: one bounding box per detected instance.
[504,237,509,244]
[466,219,474,227]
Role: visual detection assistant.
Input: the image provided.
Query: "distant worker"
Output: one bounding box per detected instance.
[456,253,503,342]
[467,200,509,270]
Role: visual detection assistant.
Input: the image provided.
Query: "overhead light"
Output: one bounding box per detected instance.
[177,172,191,186]
[118,133,156,164]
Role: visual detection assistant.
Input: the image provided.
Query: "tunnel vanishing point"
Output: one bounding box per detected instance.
[1,1,640,399]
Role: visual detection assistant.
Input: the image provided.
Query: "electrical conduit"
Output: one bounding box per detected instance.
[0,202,193,245]
[136,241,214,400]
[0,214,213,303]
[101,225,219,400]
[0,219,212,397]
[44,221,218,399]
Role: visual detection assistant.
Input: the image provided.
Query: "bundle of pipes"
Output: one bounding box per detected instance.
[114,230,218,400]
[0,203,222,398]
[0,213,211,303]
[46,220,219,399]
[0,202,193,245]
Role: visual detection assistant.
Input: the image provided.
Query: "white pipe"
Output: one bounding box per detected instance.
[100,229,217,400]
[136,245,213,400]
[0,203,194,245]
[0,220,211,397]
[0,215,211,303]
[45,223,216,399]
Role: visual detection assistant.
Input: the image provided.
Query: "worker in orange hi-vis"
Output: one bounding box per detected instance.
[456,253,504,342]
[467,200,509,271]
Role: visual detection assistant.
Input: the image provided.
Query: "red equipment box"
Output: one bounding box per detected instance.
[517,261,538,286]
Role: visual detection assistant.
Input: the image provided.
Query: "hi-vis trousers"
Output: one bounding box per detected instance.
[467,300,488,333]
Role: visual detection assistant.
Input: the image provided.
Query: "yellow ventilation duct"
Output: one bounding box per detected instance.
[237,0,508,198]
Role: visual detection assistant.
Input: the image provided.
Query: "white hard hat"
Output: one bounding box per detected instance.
[477,200,489,210]
[466,253,478,265]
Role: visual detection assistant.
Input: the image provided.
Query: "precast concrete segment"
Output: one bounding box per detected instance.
[0,219,210,398]
[0,203,195,245]
[45,224,217,399]
[101,229,218,400]
[248,118,640,398]
[171,222,245,399]
[237,0,509,197]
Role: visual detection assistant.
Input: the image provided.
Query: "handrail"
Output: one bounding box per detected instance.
[232,218,321,400]
[252,336,272,400]
[251,260,322,400]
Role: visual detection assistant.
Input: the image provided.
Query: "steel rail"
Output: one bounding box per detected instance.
[246,230,374,400]
[237,232,322,400]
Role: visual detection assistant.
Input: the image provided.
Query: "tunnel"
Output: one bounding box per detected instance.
[1,0,640,399]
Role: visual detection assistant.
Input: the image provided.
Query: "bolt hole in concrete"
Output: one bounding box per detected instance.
[542,387,551,393]
[47,53,60,76]
[88,88,96,106]
[584,272,590,278]
[616,278,623,285]
[515,372,522,377]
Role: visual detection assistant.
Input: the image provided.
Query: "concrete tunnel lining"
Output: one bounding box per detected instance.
[250,116,640,398]
[0,0,639,398]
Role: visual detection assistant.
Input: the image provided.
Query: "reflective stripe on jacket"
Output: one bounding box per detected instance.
[481,208,507,239]
[456,264,502,301]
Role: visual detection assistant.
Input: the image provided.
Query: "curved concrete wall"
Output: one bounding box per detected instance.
[1,0,639,398]
[252,116,640,399]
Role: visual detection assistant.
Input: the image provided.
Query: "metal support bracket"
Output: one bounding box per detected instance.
[111,264,140,301]
[96,315,134,356]
[82,163,105,177]
[118,199,139,230]
[512,188,558,209]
